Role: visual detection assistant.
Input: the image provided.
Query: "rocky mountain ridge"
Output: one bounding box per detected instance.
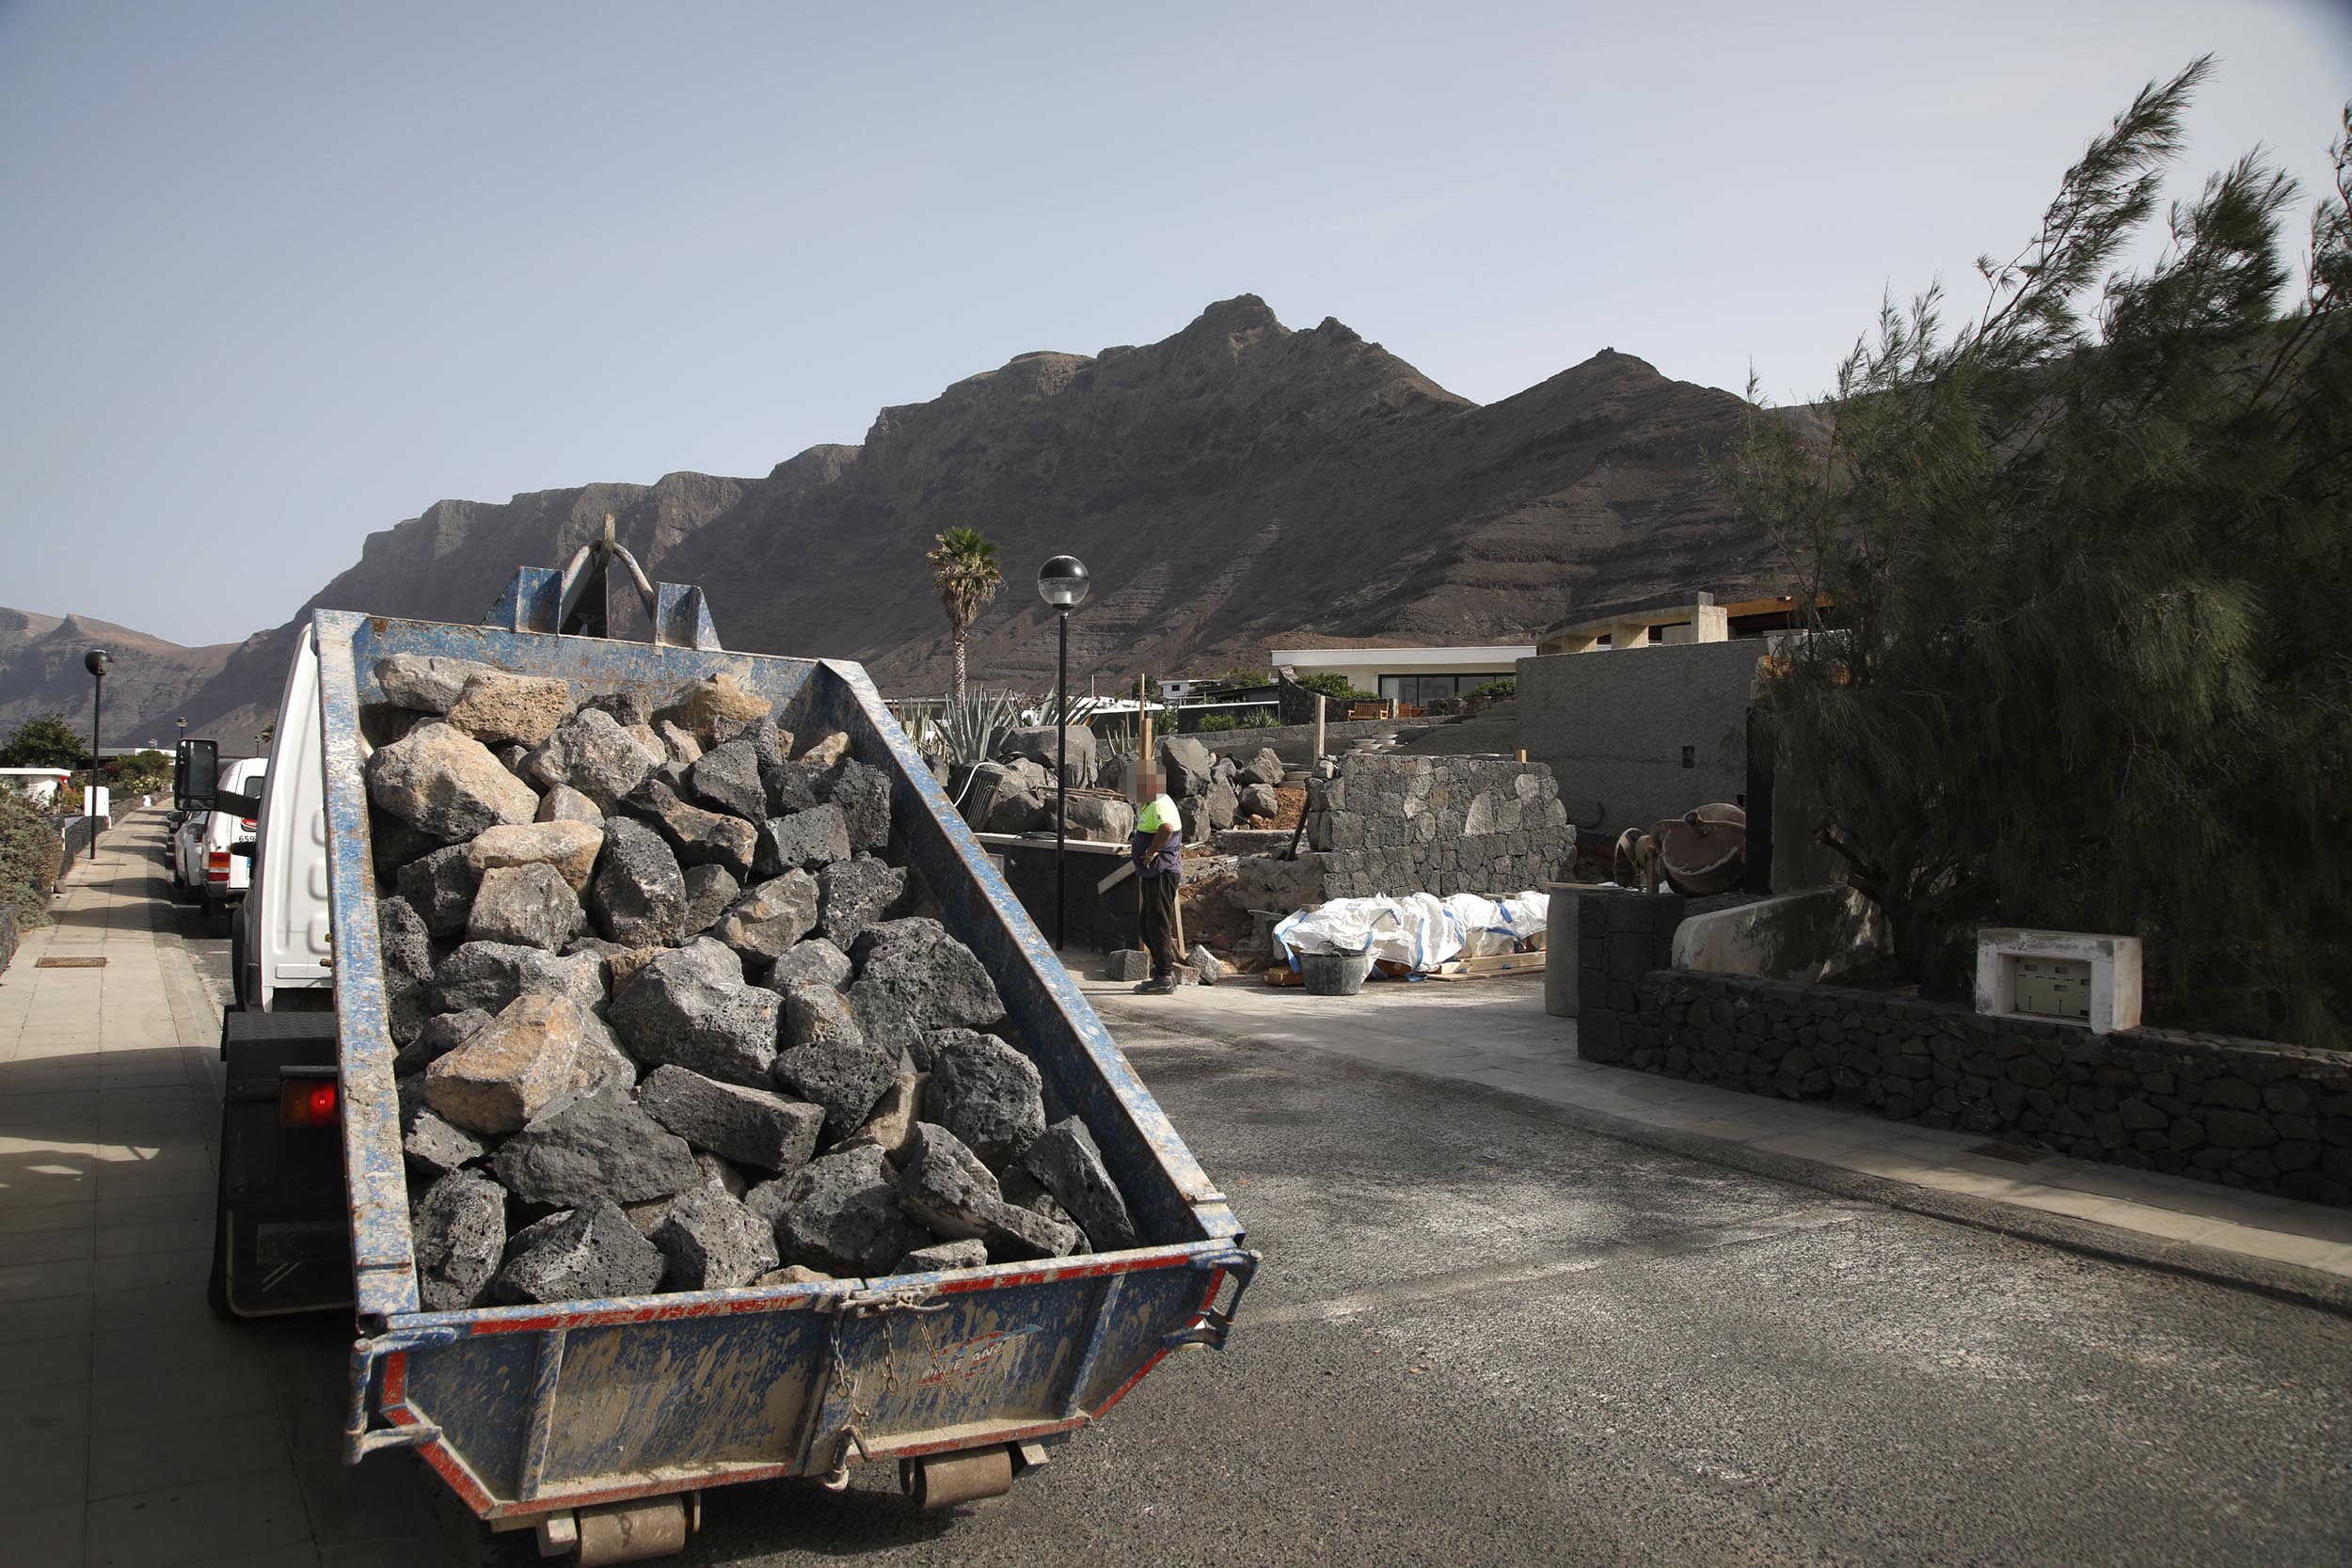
[3,295,1787,742]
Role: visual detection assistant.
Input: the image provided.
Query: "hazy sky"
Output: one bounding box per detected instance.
[3,1,2346,646]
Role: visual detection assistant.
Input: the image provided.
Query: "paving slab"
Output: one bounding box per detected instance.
[0,813,478,1568]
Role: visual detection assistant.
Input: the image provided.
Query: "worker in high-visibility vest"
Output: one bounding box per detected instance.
[1129,765,1183,993]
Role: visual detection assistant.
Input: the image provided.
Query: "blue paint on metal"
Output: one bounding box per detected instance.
[1060,1273,1126,1419]
[516,1329,568,1502]
[313,604,1258,1519]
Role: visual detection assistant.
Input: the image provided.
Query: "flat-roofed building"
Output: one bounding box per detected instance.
[1268,642,1534,709]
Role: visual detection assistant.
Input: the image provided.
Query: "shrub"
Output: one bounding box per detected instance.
[1196,714,1240,733]
[1463,677,1517,704]
[0,791,62,930]
[0,714,84,769]
[1237,712,1279,729]
[1295,672,1375,703]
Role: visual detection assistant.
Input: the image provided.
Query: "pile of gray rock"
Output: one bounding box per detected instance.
[364,655,1141,1310]
[1153,736,1286,844]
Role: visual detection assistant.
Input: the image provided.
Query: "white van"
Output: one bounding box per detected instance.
[230,626,334,1013]
[174,755,268,937]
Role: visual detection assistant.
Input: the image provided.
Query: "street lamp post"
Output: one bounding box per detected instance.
[1036,556,1090,950]
[84,649,111,862]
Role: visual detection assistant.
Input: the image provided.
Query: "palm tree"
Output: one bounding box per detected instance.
[927,528,1002,699]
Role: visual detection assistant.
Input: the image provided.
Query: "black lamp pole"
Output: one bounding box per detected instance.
[84,649,111,861]
[1036,555,1091,953]
[1056,607,1070,948]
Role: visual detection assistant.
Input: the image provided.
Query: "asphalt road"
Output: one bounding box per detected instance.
[171,880,2352,1568]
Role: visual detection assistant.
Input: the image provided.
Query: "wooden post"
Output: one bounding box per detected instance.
[1312,693,1326,761]
[1517,748,1528,763]
[1137,674,1152,794]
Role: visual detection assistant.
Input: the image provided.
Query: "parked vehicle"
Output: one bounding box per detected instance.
[206,546,1255,1564]
[172,756,266,935]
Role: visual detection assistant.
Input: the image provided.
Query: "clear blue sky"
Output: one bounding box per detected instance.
[2,1,2345,646]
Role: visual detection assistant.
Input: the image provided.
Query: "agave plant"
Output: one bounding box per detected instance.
[926,688,1026,767]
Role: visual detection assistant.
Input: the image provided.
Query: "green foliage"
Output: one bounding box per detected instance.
[0,790,62,930]
[1195,714,1240,733]
[923,688,1023,767]
[1215,668,1274,689]
[927,528,1004,699]
[1237,711,1279,729]
[109,750,170,795]
[0,714,86,769]
[1294,672,1374,703]
[1723,61,2352,1043]
[1463,677,1517,704]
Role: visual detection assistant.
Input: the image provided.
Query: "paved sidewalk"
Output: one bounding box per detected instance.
[1081,965,2352,1292]
[0,812,472,1568]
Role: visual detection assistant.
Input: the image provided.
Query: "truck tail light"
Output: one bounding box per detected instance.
[207,851,231,881]
[239,817,256,830]
[278,1078,340,1127]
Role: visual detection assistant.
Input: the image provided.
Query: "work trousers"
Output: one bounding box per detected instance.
[1137,870,1180,979]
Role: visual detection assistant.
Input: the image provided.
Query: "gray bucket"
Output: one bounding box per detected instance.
[1299,950,1373,995]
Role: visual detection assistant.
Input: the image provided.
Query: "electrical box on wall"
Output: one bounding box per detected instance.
[1975,929,2142,1035]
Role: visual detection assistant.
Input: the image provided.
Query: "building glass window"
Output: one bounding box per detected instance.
[1376,674,1511,705]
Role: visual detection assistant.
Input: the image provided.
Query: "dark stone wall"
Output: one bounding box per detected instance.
[1573,888,1685,1064]
[1607,969,2352,1207]
[1299,755,1576,901]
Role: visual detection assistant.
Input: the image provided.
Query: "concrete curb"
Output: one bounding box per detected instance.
[1112,1003,2352,1321]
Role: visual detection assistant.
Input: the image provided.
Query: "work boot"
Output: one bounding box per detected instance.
[1133,976,1176,996]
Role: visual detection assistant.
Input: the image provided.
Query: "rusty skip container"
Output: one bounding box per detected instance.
[314,579,1255,1547]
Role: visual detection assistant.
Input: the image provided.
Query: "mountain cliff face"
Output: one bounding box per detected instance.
[0,609,236,750]
[7,295,1788,736]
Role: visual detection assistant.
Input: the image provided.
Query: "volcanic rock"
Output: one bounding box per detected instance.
[685,739,768,823]
[607,938,781,1087]
[494,1201,667,1305]
[424,991,587,1134]
[1022,1116,1138,1252]
[757,1145,921,1276]
[466,863,586,952]
[368,721,539,841]
[652,1187,780,1291]
[714,870,819,963]
[817,856,905,947]
[375,653,498,714]
[412,1171,507,1311]
[756,805,850,876]
[589,817,690,946]
[678,863,739,936]
[469,819,604,895]
[924,1029,1047,1170]
[445,670,573,749]
[397,845,478,941]
[847,918,1005,1068]
[492,1084,702,1208]
[525,707,659,810]
[637,1064,824,1174]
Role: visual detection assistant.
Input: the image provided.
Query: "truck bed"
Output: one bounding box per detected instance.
[312,608,1252,1519]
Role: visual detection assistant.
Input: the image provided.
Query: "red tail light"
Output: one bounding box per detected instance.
[278,1078,340,1127]
[239,817,256,830]
[206,850,230,881]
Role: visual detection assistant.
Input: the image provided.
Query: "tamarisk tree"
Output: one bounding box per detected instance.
[1724,59,2351,1044]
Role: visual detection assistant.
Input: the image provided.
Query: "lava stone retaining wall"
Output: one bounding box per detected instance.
[1297,754,1576,901]
[1573,888,1685,1062]
[1603,969,2352,1207]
